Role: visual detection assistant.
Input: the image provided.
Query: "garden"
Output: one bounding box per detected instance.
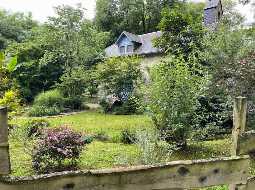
[0,0,254,190]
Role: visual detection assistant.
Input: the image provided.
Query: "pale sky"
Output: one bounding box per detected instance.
[0,0,254,24]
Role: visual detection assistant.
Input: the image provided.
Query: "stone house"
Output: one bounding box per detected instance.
[102,0,223,106]
[105,0,223,61]
[105,31,163,81]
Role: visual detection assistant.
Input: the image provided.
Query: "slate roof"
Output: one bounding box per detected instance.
[116,31,142,44]
[105,31,162,57]
[205,0,220,10]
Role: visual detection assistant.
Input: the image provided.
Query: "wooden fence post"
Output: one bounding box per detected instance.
[232,96,247,156]
[0,107,11,175]
[230,97,248,190]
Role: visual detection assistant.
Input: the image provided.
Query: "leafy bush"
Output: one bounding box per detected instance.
[32,126,85,174]
[0,90,21,115]
[100,94,143,115]
[28,105,62,117]
[191,95,232,141]
[99,98,111,113]
[113,95,144,115]
[149,55,207,147]
[29,89,64,116]
[120,129,137,144]
[81,135,94,144]
[63,97,84,110]
[57,69,87,98]
[0,52,18,97]
[135,130,174,165]
[34,89,64,108]
[160,124,188,148]
[24,119,50,138]
[97,56,141,101]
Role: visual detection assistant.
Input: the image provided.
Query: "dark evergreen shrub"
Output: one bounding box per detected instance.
[63,97,84,110]
[191,95,232,140]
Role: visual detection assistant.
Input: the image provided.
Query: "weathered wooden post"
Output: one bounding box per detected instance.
[232,96,247,156]
[230,97,248,190]
[0,107,11,175]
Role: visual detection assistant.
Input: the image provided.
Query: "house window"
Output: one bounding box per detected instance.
[120,46,125,54]
[127,45,133,53]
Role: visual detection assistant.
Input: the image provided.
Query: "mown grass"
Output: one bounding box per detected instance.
[8,111,249,190]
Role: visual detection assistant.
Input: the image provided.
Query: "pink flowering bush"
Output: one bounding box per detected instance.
[32,126,85,174]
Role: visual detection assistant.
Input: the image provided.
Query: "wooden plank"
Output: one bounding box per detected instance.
[0,107,10,175]
[0,156,250,190]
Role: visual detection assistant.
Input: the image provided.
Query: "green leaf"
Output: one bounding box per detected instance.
[7,56,18,72]
[0,52,4,64]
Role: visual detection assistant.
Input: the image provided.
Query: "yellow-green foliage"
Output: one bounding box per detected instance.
[0,90,21,115]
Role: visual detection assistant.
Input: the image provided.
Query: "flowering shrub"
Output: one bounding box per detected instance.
[32,126,85,174]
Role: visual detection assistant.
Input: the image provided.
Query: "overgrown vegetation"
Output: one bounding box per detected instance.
[1,0,255,184]
[97,56,143,115]
[149,55,208,147]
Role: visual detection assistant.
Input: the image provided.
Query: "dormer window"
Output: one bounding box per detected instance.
[119,45,134,55]
[127,45,133,53]
[120,46,125,54]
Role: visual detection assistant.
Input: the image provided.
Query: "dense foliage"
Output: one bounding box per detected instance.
[32,126,86,174]
[5,5,109,102]
[149,55,208,147]
[0,10,37,50]
[1,0,255,176]
[97,56,143,114]
[95,0,177,44]
[205,28,255,98]
[28,89,64,117]
[191,94,232,140]
[155,3,205,59]
[24,119,50,138]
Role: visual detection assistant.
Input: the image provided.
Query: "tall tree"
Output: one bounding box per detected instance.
[95,0,176,43]
[155,2,205,59]
[0,9,37,50]
[7,5,109,101]
[47,4,109,70]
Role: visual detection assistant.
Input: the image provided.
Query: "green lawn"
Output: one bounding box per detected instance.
[9,110,234,187]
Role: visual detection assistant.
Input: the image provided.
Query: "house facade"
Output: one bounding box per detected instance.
[105,0,223,59]
[204,0,223,28]
[105,31,163,58]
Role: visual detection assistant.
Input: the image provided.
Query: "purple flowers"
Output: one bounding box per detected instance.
[32,126,86,174]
